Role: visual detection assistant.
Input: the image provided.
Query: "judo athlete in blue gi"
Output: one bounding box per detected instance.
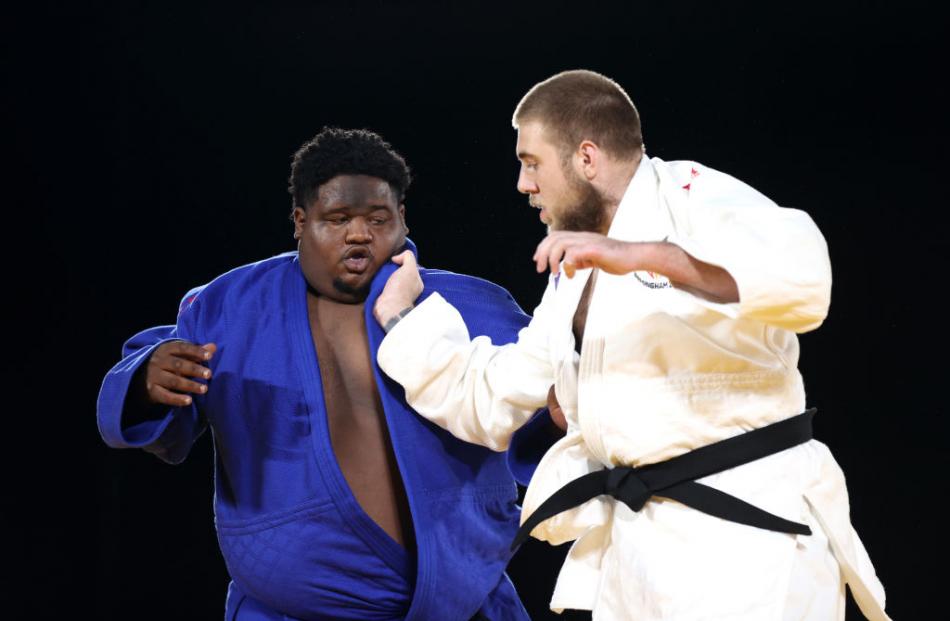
[97,128,555,620]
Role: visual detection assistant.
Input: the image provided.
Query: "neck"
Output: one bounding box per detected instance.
[306,284,367,309]
[600,152,642,229]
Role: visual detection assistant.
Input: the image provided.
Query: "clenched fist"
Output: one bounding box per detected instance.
[374,250,423,329]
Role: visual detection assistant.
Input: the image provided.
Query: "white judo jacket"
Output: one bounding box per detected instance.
[377,155,889,620]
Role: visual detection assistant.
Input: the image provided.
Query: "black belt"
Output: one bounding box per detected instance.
[512,409,816,550]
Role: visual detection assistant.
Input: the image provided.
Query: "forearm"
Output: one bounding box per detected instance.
[635,241,738,303]
[664,204,832,332]
[378,293,551,451]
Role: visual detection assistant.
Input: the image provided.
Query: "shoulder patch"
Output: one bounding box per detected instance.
[178,293,199,317]
[682,165,700,193]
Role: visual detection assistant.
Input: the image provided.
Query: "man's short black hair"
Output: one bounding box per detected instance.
[288,127,412,214]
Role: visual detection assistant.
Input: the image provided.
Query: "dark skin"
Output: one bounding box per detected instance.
[125,341,216,429]
[295,174,413,548]
[126,174,414,549]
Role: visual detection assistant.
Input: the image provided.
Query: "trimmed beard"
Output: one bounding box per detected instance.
[329,236,407,302]
[552,164,609,233]
[332,277,371,301]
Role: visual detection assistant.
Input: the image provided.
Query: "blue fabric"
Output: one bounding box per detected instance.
[506,409,560,487]
[97,241,545,621]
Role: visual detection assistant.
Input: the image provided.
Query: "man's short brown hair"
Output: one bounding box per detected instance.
[513,69,644,161]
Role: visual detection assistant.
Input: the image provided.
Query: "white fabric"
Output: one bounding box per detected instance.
[377,156,889,620]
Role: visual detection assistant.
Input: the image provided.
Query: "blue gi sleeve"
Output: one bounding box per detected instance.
[506,408,563,487]
[96,288,207,464]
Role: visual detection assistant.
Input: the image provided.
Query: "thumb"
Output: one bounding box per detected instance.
[391,249,410,266]
[393,249,417,269]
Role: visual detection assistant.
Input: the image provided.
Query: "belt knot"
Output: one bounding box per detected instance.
[605,467,651,512]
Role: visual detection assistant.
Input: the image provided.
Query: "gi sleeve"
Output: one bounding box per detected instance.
[96,288,208,464]
[665,163,832,333]
[377,282,557,451]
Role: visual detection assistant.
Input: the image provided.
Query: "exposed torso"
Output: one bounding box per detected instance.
[307,293,415,551]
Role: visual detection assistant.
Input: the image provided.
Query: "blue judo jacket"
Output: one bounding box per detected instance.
[97,243,544,621]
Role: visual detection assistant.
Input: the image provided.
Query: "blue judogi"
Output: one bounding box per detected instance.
[97,242,543,621]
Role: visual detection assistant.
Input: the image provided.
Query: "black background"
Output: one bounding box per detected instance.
[5,1,946,619]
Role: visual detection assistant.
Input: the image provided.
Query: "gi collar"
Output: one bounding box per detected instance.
[606,154,662,243]
[367,237,420,303]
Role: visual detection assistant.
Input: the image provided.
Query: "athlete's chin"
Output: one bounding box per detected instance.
[332,274,373,302]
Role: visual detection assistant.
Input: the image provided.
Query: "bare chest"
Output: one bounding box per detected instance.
[306,295,414,548]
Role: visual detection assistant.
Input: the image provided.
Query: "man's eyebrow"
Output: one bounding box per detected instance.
[517,150,536,161]
[324,204,391,213]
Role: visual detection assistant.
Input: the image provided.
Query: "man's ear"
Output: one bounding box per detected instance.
[399,204,408,235]
[577,140,600,181]
[292,207,306,240]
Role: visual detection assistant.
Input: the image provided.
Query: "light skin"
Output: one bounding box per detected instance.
[374,120,740,430]
[516,121,631,233]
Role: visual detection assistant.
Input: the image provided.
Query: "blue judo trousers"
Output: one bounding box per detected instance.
[97,242,546,621]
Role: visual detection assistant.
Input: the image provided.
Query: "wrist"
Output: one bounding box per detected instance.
[376,293,412,320]
[381,304,415,332]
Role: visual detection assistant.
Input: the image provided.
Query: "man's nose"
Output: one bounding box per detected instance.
[345,218,372,242]
[517,170,538,195]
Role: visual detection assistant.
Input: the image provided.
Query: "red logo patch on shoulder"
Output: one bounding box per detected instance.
[682,166,700,192]
[178,294,198,317]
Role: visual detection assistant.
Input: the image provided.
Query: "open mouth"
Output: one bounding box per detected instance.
[531,201,548,222]
[342,247,372,273]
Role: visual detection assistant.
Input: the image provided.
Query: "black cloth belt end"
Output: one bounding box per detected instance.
[512,409,816,551]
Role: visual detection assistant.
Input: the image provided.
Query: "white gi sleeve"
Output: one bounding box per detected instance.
[665,163,832,333]
[377,285,556,451]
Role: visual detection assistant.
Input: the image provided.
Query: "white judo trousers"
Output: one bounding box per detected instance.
[378,155,889,621]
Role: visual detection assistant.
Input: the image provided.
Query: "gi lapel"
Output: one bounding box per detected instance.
[286,256,413,579]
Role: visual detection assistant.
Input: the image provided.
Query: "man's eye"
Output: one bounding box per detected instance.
[371,217,388,225]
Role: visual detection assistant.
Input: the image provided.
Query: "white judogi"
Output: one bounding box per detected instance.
[377,156,889,620]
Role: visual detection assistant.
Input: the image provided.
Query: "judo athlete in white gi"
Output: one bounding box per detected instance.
[371,70,891,620]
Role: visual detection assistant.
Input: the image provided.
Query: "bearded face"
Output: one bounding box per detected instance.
[293,174,407,304]
[549,158,609,233]
[517,121,610,234]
